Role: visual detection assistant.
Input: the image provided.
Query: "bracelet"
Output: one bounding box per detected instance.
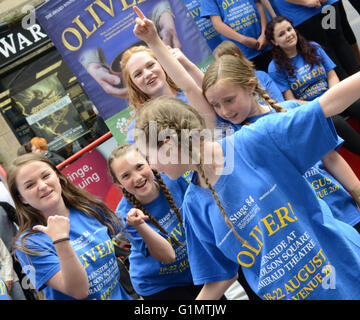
[53,237,70,245]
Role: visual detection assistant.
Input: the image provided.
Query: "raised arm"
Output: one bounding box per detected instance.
[133,6,217,129]
[321,150,360,207]
[319,71,360,118]
[33,215,89,299]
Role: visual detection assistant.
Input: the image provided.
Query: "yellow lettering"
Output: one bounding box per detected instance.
[120,0,146,11]
[72,15,97,39]
[237,250,255,267]
[96,242,107,258]
[261,214,280,236]
[93,0,115,17]
[62,27,82,51]
[80,254,90,268]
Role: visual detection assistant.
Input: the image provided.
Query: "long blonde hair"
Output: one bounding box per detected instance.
[135,96,247,245]
[108,143,184,246]
[203,54,285,119]
[120,46,178,111]
[8,153,121,255]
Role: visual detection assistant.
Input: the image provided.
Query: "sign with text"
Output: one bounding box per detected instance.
[35,0,212,144]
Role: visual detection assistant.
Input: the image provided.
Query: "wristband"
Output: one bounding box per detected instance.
[53,237,70,245]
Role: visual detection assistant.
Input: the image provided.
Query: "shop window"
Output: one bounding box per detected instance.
[0,47,104,160]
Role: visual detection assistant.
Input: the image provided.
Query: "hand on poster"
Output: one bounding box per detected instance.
[86,61,128,99]
[158,11,182,50]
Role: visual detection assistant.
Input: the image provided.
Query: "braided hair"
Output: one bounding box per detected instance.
[203,55,286,126]
[135,96,250,247]
[108,143,184,246]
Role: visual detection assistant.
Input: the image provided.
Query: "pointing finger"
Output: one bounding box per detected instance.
[133,6,145,19]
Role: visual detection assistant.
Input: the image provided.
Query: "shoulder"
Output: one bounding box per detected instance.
[267,60,284,76]
[279,100,301,110]
[115,197,132,219]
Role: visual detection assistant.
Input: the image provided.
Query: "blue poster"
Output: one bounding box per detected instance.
[35,0,212,143]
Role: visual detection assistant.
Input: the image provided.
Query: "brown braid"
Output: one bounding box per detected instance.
[255,82,286,113]
[108,143,183,246]
[152,169,185,231]
[196,159,248,246]
[136,97,255,248]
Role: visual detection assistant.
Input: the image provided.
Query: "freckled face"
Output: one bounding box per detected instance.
[205,80,254,124]
[126,51,168,98]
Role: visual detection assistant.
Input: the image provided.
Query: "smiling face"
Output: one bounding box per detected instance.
[271,20,298,51]
[111,150,159,203]
[205,80,255,124]
[126,51,168,98]
[15,160,65,216]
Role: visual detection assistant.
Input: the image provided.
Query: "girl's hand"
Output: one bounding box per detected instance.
[241,36,259,50]
[305,0,322,8]
[33,215,70,242]
[126,208,148,227]
[167,46,187,65]
[256,33,267,50]
[133,6,159,44]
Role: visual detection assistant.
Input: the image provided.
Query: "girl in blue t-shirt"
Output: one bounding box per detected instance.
[7,153,131,300]
[200,0,272,71]
[266,15,360,156]
[213,40,284,103]
[135,72,360,300]
[108,143,201,299]
[183,0,222,51]
[133,5,360,231]
[133,7,360,299]
[120,45,202,144]
[268,0,359,81]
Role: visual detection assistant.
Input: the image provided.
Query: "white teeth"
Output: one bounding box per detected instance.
[136,181,146,188]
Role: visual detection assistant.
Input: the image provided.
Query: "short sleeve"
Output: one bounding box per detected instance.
[251,98,338,174]
[268,60,290,93]
[200,0,222,19]
[183,199,239,285]
[15,235,61,291]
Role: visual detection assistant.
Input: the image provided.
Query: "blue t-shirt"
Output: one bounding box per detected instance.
[268,42,336,101]
[255,70,284,102]
[246,103,360,228]
[183,0,222,50]
[200,0,269,59]
[15,207,132,300]
[215,99,299,139]
[268,0,338,27]
[116,174,193,296]
[0,279,8,300]
[184,98,360,299]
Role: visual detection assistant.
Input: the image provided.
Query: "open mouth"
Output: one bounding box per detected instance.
[135,180,147,189]
[226,113,238,122]
[147,77,157,86]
